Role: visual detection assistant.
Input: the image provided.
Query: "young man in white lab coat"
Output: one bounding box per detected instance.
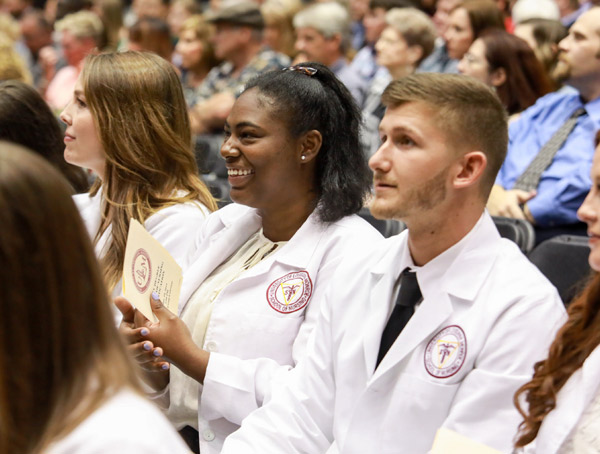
[222,73,566,453]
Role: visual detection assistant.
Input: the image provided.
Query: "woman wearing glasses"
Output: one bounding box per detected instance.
[117,62,382,453]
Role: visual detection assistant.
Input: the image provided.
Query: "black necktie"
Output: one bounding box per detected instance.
[376,268,422,368]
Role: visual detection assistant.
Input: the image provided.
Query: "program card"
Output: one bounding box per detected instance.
[122,219,182,321]
[431,428,502,454]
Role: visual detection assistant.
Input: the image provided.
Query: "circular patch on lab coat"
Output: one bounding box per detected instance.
[132,248,152,293]
[424,325,467,379]
[266,271,313,314]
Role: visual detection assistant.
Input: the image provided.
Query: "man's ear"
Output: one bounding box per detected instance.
[453,151,487,189]
[299,129,322,163]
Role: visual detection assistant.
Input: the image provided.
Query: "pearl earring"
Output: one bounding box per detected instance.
[301,155,306,161]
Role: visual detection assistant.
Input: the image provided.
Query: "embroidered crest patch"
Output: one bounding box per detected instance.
[132,248,152,293]
[266,271,313,314]
[424,325,467,379]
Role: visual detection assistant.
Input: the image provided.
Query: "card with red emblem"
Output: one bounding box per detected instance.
[122,219,182,321]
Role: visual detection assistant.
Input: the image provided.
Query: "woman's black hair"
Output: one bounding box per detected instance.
[243,61,371,223]
[0,80,89,193]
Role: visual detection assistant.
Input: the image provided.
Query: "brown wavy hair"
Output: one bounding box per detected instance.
[0,142,142,454]
[479,30,552,115]
[82,51,217,292]
[513,272,600,448]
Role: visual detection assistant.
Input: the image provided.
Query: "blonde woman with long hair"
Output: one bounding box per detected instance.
[0,142,189,454]
[60,51,216,295]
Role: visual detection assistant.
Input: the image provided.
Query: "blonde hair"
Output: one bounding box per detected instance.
[261,0,301,57]
[0,142,141,454]
[0,33,32,84]
[82,51,217,291]
[0,12,20,41]
[179,14,218,70]
[55,10,104,43]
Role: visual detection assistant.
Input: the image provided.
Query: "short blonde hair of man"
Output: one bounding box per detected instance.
[385,7,437,65]
[55,10,104,43]
[382,73,508,198]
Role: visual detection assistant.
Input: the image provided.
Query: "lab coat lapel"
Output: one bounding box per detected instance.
[179,208,262,313]
[361,233,413,374]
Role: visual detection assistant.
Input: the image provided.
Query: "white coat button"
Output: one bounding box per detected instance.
[203,429,215,442]
[206,341,218,352]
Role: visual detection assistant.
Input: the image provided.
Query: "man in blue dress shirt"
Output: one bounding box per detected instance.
[488,7,600,242]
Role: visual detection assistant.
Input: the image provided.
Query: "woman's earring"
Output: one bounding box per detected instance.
[301,155,306,161]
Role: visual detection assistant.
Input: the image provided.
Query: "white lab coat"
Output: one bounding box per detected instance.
[46,389,190,454]
[223,212,566,454]
[521,345,600,454]
[173,203,383,453]
[74,191,211,295]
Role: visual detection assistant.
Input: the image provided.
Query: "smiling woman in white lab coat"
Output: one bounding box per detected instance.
[514,135,600,454]
[116,62,383,453]
[60,51,217,295]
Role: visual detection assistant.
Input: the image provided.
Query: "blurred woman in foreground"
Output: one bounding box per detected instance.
[0,142,189,454]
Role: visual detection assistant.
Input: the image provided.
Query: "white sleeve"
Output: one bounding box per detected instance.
[145,202,210,270]
[221,285,338,453]
[200,246,342,425]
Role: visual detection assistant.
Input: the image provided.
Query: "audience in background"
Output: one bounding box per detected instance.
[511,0,560,24]
[132,0,169,22]
[19,9,53,87]
[260,0,301,58]
[350,0,417,85]
[167,0,199,40]
[489,7,600,244]
[293,1,367,106]
[349,0,369,51]
[0,29,32,82]
[362,6,436,155]
[459,29,552,115]
[418,0,460,73]
[55,0,93,22]
[558,0,591,28]
[45,10,103,111]
[92,0,124,50]
[444,0,504,61]
[0,79,88,192]
[61,51,216,294]
[128,16,173,60]
[514,17,568,91]
[176,14,218,108]
[0,141,190,454]
[190,0,289,135]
